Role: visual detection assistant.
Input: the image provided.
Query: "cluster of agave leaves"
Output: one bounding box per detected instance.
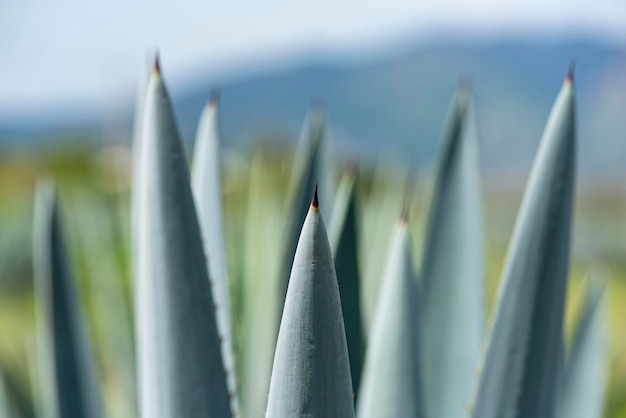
[24,55,608,418]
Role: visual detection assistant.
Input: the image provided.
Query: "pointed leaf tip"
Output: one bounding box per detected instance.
[311,182,319,209]
[209,88,220,106]
[400,198,410,224]
[470,66,576,418]
[309,98,328,118]
[137,59,232,417]
[567,60,576,84]
[346,164,358,178]
[310,98,327,112]
[153,51,161,74]
[458,76,473,92]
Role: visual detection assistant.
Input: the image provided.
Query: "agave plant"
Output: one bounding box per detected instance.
[33,180,102,418]
[266,186,354,417]
[134,58,231,418]
[421,82,484,418]
[469,69,576,418]
[191,90,239,417]
[357,211,424,418]
[235,104,338,416]
[328,168,365,397]
[5,52,614,418]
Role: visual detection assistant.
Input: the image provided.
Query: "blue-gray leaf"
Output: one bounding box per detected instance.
[329,169,365,399]
[33,181,102,418]
[267,190,354,417]
[471,72,576,418]
[134,60,231,418]
[358,217,425,418]
[191,94,239,417]
[421,85,484,418]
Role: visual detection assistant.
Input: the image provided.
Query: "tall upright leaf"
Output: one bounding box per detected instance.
[33,180,102,418]
[328,167,364,398]
[357,215,424,418]
[470,70,577,418]
[558,279,607,418]
[191,91,239,416]
[277,104,334,316]
[134,58,231,418]
[266,187,354,417]
[421,84,484,417]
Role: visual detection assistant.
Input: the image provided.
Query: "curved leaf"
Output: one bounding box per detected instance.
[357,218,424,418]
[470,72,576,418]
[266,188,354,417]
[421,85,484,417]
[191,93,239,416]
[134,60,231,418]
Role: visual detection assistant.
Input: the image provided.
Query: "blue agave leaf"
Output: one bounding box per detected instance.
[329,168,365,398]
[33,181,102,418]
[191,93,239,416]
[358,216,425,418]
[471,71,576,418]
[134,58,231,418]
[421,85,484,418]
[267,187,354,417]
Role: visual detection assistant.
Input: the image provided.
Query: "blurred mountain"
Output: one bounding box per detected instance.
[2,38,626,178]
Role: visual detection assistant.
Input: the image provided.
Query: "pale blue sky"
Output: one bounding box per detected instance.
[1,0,624,117]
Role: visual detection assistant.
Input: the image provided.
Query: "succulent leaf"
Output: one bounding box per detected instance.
[329,168,365,398]
[266,189,354,417]
[360,153,411,330]
[357,218,425,418]
[33,181,102,418]
[191,94,239,416]
[134,60,231,418]
[471,73,576,418]
[421,85,484,417]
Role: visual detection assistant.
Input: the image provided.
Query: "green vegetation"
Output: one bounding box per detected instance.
[0,60,623,417]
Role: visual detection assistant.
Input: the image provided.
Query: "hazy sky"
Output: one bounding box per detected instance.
[1,0,624,116]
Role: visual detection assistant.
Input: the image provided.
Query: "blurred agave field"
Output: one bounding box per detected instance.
[0,66,625,418]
